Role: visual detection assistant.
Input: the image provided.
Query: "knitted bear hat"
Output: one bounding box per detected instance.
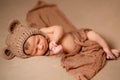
[2,20,49,60]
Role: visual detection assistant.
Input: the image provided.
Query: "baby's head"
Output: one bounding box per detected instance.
[24,34,49,56]
[2,20,49,60]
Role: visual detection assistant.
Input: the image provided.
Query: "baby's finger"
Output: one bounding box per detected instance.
[106,55,116,60]
[111,49,120,58]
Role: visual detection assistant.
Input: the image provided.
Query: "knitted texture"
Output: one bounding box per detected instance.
[3,20,48,59]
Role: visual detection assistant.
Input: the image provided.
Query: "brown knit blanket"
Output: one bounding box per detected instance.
[26,1,106,80]
[61,29,106,80]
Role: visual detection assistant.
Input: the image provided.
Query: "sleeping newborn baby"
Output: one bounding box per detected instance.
[3,19,119,59]
[24,24,120,59]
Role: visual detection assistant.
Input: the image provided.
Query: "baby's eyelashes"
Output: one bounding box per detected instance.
[35,48,38,53]
[37,39,40,44]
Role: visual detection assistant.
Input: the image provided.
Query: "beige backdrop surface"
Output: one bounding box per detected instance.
[0,0,120,80]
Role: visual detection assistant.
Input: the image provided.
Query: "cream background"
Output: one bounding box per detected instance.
[0,0,120,80]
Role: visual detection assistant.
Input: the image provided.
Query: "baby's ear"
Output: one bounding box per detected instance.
[2,47,15,60]
[9,19,20,33]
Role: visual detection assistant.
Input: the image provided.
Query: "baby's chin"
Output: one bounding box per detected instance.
[36,50,48,56]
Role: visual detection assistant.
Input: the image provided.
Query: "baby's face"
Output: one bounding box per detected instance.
[24,35,48,56]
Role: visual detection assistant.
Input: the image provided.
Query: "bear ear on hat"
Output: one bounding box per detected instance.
[2,47,15,60]
[9,19,21,33]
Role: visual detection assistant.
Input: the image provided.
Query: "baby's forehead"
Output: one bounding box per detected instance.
[26,34,45,42]
[27,35,36,43]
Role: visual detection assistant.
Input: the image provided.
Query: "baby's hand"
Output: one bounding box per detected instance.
[106,49,120,60]
[49,40,57,50]
[52,45,63,54]
[106,53,116,60]
[49,40,63,54]
[111,49,120,58]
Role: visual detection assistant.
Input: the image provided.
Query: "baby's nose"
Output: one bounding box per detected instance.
[38,44,43,50]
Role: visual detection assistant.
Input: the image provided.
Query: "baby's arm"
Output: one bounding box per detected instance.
[40,25,64,42]
[87,31,119,60]
[40,25,64,55]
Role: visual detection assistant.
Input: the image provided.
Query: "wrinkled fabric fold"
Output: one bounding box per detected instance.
[61,29,106,80]
[26,0,76,33]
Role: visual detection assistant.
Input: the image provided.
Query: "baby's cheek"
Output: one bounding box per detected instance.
[25,49,31,55]
[36,50,44,56]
